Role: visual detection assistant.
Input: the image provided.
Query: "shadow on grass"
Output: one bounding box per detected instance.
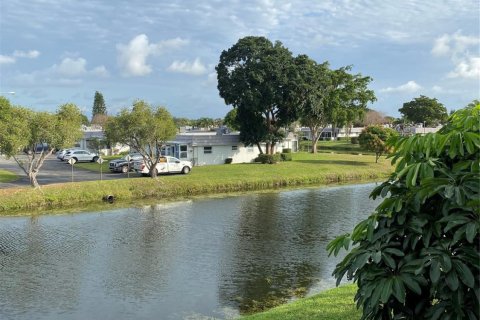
[296,160,369,166]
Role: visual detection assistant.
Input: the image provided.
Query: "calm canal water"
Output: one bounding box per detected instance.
[0,183,381,320]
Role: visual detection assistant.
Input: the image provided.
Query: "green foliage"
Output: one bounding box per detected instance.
[216,36,298,154]
[280,153,292,161]
[282,148,292,153]
[224,108,240,131]
[326,66,376,140]
[358,126,398,163]
[92,91,106,117]
[351,136,359,144]
[104,100,177,178]
[256,153,281,164]
[399,95,448,127]
[0,98,83,187]
[328,105,480,320]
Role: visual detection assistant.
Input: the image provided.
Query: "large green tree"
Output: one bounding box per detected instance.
[399,95,448,127]
[216,36,298,154]
[328,104,479,319]
[104,100,177,178]
[294,55,332,153]
[0,97,83,188]
[326,66,376,139]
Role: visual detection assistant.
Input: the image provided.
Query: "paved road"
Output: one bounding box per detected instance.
[0,154,140,188]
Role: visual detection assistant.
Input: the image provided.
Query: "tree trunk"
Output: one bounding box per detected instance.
[28,171,40,188]
[269,142,275,155]
[256,143,264,154]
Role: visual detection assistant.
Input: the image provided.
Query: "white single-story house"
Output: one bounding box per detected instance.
[162,130,298,166]
[299,126,364,140]
[395,124,442,136]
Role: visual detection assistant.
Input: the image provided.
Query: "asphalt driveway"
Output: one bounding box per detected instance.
[0,154,139,188]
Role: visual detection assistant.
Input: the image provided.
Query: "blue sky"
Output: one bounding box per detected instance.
[1,0,479,120]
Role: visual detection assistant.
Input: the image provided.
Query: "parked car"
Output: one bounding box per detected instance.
[63,149,99,163]
[108,153,144,173]
[133,156,192,176]
[56,148,78,161]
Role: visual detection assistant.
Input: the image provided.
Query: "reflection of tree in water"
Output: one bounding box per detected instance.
[218,192,321,314]
[218,186,378,314]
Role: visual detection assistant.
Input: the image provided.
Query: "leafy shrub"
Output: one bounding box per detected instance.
[280,153,292,161]
[358,126,398,162]
[224,157,233,164]
[328,105,480,320]
[256,154,281,164]
[282,148,292,153]
[351,136,359,144]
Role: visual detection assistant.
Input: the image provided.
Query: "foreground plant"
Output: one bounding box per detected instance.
[328,104,479,319]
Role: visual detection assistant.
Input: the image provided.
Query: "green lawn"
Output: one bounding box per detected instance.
[242,285,361,320]
[0,169,18,183]
[0,152,393,214]
[300,139,371,154]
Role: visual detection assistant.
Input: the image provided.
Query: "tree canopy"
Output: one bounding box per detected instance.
[92,91,107,124]
[358,125,398,163]
[216,36,299,154]
[328,104,480,319]
[399,95,448,127]
[104,100,177,178]
[0,97,83,187]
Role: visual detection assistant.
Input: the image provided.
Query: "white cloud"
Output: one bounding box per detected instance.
[0,55,15,64]
[167,58,207,75]
[447,56,480,79]
[117,34,189,77]
[13,50,40,58]
[54,57,87,77]
[0,49,40,64]
[91,65,109,78]
[380,81,422,93]
[432,31,480,80]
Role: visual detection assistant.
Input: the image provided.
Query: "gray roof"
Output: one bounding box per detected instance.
[170,134,241,146]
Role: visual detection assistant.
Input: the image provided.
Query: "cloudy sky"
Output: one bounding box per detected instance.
[0,0,478,120]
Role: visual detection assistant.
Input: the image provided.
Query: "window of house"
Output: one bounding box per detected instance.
[180,145,188,158]
[204,146,212,154]
[231,145,238,151]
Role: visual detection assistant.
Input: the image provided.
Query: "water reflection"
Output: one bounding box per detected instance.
[0,184,380,319]
[218,186,375,314]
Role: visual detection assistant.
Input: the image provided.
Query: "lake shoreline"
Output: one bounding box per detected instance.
[0,153,392,216]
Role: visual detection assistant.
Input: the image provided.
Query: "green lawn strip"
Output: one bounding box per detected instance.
[0,152,393,214]
[300,140,373,154]
[0,169,18,183]
[241,285,361,320]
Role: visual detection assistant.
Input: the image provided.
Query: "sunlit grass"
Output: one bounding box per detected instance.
[241,285,361,320]
[0,152,393,215]
[0,169,18,183]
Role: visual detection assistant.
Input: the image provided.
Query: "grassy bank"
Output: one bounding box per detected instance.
[242,285,360,320]
[300,140,372,154]
[0,169,18,183]
[0,152,393,215]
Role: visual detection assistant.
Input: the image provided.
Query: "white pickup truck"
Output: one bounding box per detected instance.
[133,156,192,176]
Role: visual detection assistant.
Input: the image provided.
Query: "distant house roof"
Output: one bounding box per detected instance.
[170,133,241,146]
